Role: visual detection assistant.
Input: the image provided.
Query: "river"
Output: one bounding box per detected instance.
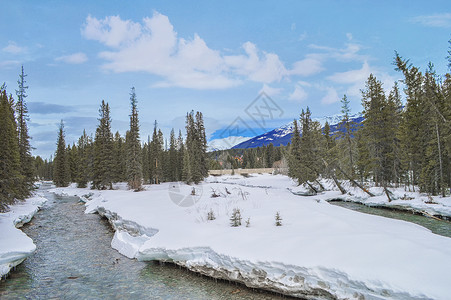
[329,200,451,238]
[0,188,288,300]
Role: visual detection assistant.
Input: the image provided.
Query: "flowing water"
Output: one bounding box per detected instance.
[0,187,288,300]
[329,200,451,238]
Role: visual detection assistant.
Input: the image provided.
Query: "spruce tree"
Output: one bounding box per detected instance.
[337,95,356,178]
[15,66,34,190]
[92,100,114,190]
[288,119,302,182]
[0,88,24,211]
[112,131,126,182]
[53,120,70,187]
[125,87,143,190]
[168,129,178,181]
[76,129,91,188]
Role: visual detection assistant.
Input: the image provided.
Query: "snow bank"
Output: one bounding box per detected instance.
[51,175,451,299]
[0,193,47,278]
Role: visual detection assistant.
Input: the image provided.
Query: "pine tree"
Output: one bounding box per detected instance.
[76,129,91,188]
[92,100,114,190]
[53,120,70,187]
[336,95,356,178]
[68,144,79,183]
[125,87,143,190]
[288,119,302,182]
[0,88,24,211]
[177,130,185,181]
[112,131,126,182]
[149,121,163,184]
[168,128,178,181]
[15,66,34,190]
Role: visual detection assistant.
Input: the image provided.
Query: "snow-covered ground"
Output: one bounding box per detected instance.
[50,174,451,299]
[0,193,47,278]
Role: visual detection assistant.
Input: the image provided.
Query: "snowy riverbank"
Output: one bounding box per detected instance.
[51,174,451,299]
[0,193,47,278]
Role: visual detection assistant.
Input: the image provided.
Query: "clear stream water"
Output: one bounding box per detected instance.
[0,187,287,300]
[329,200,451,238]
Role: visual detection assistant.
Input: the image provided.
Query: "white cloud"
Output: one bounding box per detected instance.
[55,52,88,64]
[224,42,288,83]
[82,12,292,89]
[411,13,451,28]
[289,55,324,76]
[321,87,340,104]
[346,33,353,41]
[289,84,308,102]
[327,61,371,84]
[327,61,397,97]
[2,41,26,54]
[82,15,142,48]
[308,43,367,62]
[259,84,283,97]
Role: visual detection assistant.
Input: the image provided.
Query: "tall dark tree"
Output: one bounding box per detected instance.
[125,87,142,190]
[76,129,91,188]
[53,120,70,187]
[288,119,302,182]
[112,131,126,182]
[92,100,114,190]
[168,128,178,181]
[15,66,34,189]
[336,95,356,178]
[0,88,24,210]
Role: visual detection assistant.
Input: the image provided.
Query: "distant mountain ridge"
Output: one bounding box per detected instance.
[231,113,364,149]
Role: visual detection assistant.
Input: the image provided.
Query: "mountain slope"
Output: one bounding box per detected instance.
[232,114,364,149]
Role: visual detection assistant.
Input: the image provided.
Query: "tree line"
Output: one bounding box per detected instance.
[0,67,35,211]
[53,87,208,190]
[288,47,451,197]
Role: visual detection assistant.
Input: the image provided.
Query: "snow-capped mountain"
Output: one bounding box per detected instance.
[207,136,251,152]
[232,113,363,149]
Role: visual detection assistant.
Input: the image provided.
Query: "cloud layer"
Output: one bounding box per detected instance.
[81,12,324,89]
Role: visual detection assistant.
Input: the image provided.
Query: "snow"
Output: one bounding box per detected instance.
[0,193,47,278]
[50,175,451,300]
[207,136,250,152]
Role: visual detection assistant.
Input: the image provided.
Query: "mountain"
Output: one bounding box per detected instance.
[207,136,251,152]
[232,113,364,149]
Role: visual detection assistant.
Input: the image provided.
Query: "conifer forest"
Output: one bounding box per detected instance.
[1,43,451,211]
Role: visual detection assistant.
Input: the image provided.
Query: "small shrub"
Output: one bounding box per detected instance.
[230,208,242,227]
[275,212,282,226]
[207,209,216,220]
[191,187,196,196]
[245,217,250,227]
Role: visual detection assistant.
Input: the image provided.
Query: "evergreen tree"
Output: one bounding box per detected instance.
[177,130,185,181]
[336,95,356,178]
[112,131,126,182]
[168,129,178,181]
[92,100,114,190]
[125,87,143,190]
[149,121,163,184]
[0,88,24,211]
[15,66,34,190]
[288,119,302,182]
[53,120,70,187]
[76,129,91,188]
[68,144,79,182]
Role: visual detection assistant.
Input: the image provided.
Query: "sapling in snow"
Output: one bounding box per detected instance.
[245,217,251,227]
[230,208,242,227]
[207,209,216,220]
[275,212,282,226]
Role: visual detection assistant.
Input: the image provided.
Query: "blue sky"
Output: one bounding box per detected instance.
[1,0,450,158]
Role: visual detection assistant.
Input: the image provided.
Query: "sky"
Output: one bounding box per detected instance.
[1,0,450,158]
